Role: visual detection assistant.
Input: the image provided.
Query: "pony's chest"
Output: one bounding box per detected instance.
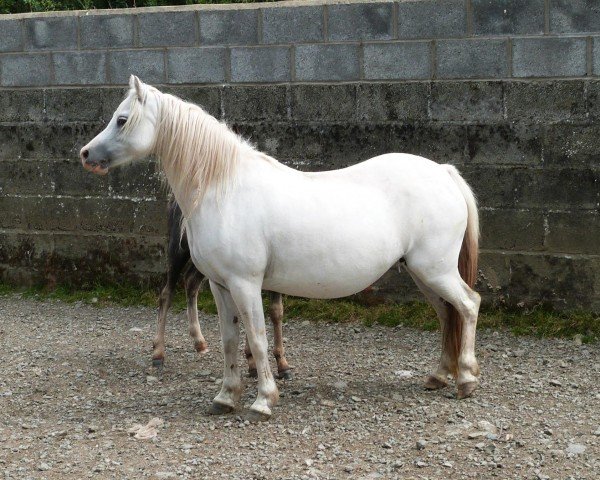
[185,211,267,282]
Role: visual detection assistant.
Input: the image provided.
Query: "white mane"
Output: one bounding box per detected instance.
[128,89,255,217]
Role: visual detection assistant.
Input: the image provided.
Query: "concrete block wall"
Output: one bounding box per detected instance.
[0,0,599,310]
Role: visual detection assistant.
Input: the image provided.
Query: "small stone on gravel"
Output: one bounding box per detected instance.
[566,444,586,455]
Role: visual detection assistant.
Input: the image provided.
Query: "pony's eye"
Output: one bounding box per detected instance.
[116,116,128,127]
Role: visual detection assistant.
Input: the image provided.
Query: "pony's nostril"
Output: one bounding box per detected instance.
[82,149,89,160]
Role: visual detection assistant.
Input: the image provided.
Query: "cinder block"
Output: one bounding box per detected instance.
[436,39,507,79]
[44,88,106,123]
[108,161,164,199]
[543,124,600,168]
[161,86,221,116]
[291,84,356,122]
[472,0,544,35]
[22,196,81,232]
[357,83,429,122]
[239,123,392,169]
[488,252,599,310]
[262,6,324,44]
[51,158,111,198]
[459,164,536,208]
[397,0,466,39]
[430,82,503,122]
[505,80,586,123]
[550,0,600,34]
[99,88,130,120]
[388,123,467,164]
[480,208,545,251]
[0,54,52,87]
[24,17,77,51]
[462,164,600,209]
[363,42,431,80]
[0,90,45,122]
[105,235,167,276]
[139,11,196,47]
[133,200,168,236]
[13,123,100,160]
[167,47,226,84]
[0,125,24,160]
[512,37,587,78]
[592,37,600,76]
[467,124,543,165]
[108,50,165,85]
[546,211,600,254]
[295,44,359,81]
[80,14,134,49]
[200,10,258,46]
[223,85,287,121]
[53,52,107,86]
[328,3,394,41]
[585,79,600,120]
[230,46,290,83]
[0,232,53,268]
[0,19,23,52]
[77,197,136,234]
[0,196,25,229]
[0,160,55,196]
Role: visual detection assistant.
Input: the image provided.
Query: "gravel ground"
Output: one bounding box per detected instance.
[0,296,599,480]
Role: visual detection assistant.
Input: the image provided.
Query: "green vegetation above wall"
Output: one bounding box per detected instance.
[0,0,269,15]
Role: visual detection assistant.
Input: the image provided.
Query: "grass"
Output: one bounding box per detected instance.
[1,282,598,343]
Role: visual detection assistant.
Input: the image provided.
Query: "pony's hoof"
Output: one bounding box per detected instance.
[195,342,209,355]
[152,358,164,370]
[457,381,478,400]
[424,375,447,390]
[247,368,258,378]
[245,409,271,423]
[208,402,235,416]
[277,369,294,381]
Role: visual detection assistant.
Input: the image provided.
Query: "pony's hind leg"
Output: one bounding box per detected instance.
[269,291,292,380]
[408,264,481,399]
[405,268,453,390]
[184,267,208,355]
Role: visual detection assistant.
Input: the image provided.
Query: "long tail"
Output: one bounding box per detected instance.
[443,165,480,376]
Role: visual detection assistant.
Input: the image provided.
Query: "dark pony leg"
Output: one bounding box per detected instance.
[184,266,208,354]
[152,200,189,368]
[245,292,292,380]
[269,291,292,380]
[245,334,257,378]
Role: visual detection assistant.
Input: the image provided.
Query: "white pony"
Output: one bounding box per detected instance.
[81,76,481,420]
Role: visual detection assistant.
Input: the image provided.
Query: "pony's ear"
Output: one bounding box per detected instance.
[129,75,146,102]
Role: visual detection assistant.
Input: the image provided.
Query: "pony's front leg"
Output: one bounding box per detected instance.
[230,282,278,421]
[208,281,242,414]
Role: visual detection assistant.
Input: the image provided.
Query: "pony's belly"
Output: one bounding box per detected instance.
[262,258,397,299]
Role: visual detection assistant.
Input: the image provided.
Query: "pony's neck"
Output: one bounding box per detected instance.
[152,92,247,217]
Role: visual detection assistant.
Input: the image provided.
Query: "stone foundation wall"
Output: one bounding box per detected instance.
[1,0,599,310]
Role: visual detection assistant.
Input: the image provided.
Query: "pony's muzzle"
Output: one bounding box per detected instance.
[80,147,109,175]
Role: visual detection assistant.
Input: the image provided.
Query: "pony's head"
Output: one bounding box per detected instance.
[80,75,159,175]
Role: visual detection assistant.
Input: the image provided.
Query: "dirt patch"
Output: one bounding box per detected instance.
[0,297,598,479]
